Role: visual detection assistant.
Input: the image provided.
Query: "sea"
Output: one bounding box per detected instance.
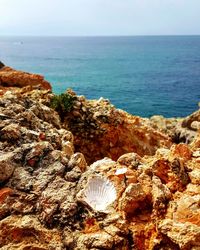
[0,36,200,118]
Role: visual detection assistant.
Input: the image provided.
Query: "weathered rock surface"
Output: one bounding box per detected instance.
[149,107,200,144]
[0,65,199,249]
[63,91,172,164]
[0,215,63,249]
[0,64,51,91]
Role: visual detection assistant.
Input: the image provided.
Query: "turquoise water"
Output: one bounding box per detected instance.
[0,36,200,117]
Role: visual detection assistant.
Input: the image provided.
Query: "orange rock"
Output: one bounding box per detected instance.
[0,66,51,90]
[0,187,13,203]
[84,218,100,233]
[118,183,147,216]
[173,194,200,226]
[67,96,172,164]
[152,159,170,183]
[191,131,200,150]
[170,143,192,161]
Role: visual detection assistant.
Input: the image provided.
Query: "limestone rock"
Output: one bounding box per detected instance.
[0,152,15,182]
[68,152,87,172]
[0,65,51,90]
[119,183,146,215]
[1,123,21,141]
[182,109,200,130]
[0,215,63,249]
[62,91,172,164]
[78,231,115,249]
[159,219,200,249]
[152,176,171,216]
[0,66,200,249]
[117,152,141,169]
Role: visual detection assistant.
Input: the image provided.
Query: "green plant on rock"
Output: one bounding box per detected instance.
[50,93,76,118]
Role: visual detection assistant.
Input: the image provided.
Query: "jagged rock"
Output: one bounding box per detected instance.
[118,183,147,215]
[1,123,21,141]
[0,67,200,249]
[189,169,200,185]
[170,143,192,161]
[182,109,200,130]
[0,152,15,182]
[37,176,77,225]
[0,215,63,249]
[8,167,33,191]
[152,176,171,216]
[0,65,51,90]
[32,160,66,192]
[61,140,74,158]
[30,103,61,128]
[64,166,82,182]
[68,152,87,172]
[159,219,200,249]
[149,113,199,144]
[25,141,54,165]
[117,152,141,169]
[62,92,172,164]
[77,231,116,249]
[172,194,200,226]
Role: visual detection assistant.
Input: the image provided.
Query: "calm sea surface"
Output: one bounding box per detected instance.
[0,36,200,117]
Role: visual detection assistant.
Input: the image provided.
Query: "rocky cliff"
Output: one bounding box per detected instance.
[0,62,51,91]
[0,64,199,250]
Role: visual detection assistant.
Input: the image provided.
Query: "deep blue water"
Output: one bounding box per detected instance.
[0,36,200,117]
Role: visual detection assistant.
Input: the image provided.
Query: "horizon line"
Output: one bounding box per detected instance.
[0,34,200,37]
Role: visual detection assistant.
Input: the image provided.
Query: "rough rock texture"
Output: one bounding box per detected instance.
[0,215,63,249]
[149,109,200,144]
[62,91,172,164]
[0,64,51,91]
[0,65,200,249]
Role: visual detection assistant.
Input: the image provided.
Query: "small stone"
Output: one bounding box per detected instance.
[1,123,21,141]
[82,106,87,112]
[189,169,200,185]
[61,141,74,158]
[59,129,74,143]
[78,231,114,249]
[25,141,54,162]
[64,166,82,182]
[193,151,200,158]
[191,121,200,130]
[68,153,87,172]
[119,183,146,215]
[0,152,15,182]
[117,153,141,169]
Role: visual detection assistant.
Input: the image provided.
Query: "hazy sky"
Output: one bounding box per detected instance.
[0,0,200,36]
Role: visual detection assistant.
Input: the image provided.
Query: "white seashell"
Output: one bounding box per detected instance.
[115,168,127,175]
[83,176,117,212]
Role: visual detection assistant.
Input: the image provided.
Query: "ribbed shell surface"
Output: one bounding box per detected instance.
[84,176,116,212]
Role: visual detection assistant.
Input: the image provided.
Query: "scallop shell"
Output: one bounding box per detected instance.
[83,176,117,212]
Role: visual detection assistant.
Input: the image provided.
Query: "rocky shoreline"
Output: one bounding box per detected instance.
[0,63,200,250]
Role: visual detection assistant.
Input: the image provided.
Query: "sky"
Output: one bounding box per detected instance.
[0,0,200,36]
